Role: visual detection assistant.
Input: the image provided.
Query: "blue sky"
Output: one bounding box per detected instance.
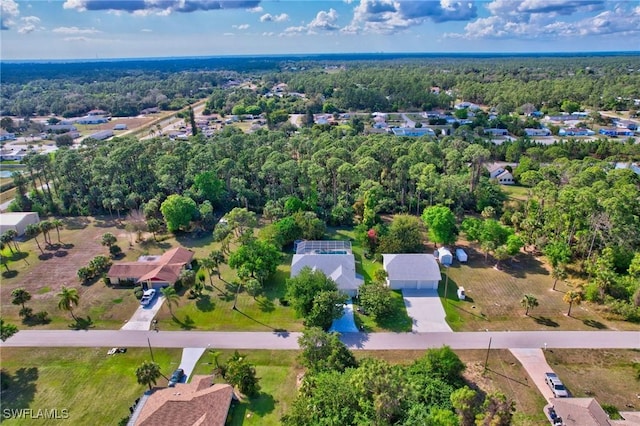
[1,0,639,59]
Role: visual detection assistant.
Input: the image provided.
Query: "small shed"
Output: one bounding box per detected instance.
[455,248,468,263]
[436,248,453,266]
[0,212,40,236]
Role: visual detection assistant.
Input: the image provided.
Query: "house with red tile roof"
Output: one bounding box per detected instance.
[108,246,194,287]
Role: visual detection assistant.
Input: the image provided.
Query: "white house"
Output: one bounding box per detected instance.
[291,241,363,297]
[382,254,441,290]
[0,212,40,236]
[495,170,515,185]
[525,128,551,137]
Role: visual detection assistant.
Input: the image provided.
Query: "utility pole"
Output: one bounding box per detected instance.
[147,336,155,362]
[483,337,492,374]
[443,264,450,304]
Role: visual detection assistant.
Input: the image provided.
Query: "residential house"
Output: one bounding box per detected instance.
[0,147,28,161]
[615,120,637,131]
[140,107,160,115]
[494,169,515,185]
[524,128,551,137]
[600,128,635,137]
[454,101,480,110]
[290,241,363,297]
[559,128,595,136]
[484,128,509,136]
[108,247,194,288]
[129,377,233,426]
[87,109,107,116]
[0,212,40,235]
[0,130,16,141]
[383,254,441,290]
[546,113,588,122]
[613,162,640,175]
[76,116,109,125]
[113,123,128,131]
[46,124,78,133]
[548,398,611,426]
[87,130,114,141]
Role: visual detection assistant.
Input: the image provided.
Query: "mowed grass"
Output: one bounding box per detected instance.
[191,350,301,425]
[502,185,531,201]
[442,245,637,331]
[545,349,640,412]
[0,347,181,425]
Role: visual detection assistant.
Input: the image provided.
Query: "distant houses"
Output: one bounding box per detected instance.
[558,128,595,137]
[524,128,552,137]
[87,130,114,141]
[391,127,436,137]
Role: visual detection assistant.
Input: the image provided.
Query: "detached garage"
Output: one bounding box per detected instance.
[0,212,40,236]
[383,254,442,290]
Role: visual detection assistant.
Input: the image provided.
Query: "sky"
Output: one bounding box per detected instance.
[1,0,639,60]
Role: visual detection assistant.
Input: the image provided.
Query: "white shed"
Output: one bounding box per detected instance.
[455,248,468,263]
[436,248,453,266]
[0,212,40,236]
[382,254,441,290]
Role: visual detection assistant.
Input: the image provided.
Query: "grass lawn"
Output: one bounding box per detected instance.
[545,349,640,414]
[502,185,531,202]
[191,350,301,426]
[0,347,181,425]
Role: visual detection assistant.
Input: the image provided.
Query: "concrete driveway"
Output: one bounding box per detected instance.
[402,289,452,332]
[121,296,165,331]
[509,348,556,401]
[178,348,207,382]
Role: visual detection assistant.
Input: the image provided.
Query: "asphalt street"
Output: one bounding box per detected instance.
[3,330,638,350]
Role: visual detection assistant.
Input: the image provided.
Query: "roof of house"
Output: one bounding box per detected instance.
[295,240,352,255]
[383,254,441,281]
[108,247,194,283]
[550,398,611,426]
[291,254,363,293]
[134,377,233,426]
[0,212,40,226]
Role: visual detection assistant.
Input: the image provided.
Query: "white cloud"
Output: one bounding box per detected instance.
[260,13,289,23]
[455,1,639,39]
[1,0,20,30]
[248,6,263,13]
[232,24,250,30]
[53,26,101,35]
[63,36,90,42]
[141,28,153,32]
[63,0,262,15]
[18,15,40,34]
[309,8,339,31]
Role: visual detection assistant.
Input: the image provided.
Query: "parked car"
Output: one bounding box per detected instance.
[140,289,156,306]
[168,368,185,387]
[545,372,569,397]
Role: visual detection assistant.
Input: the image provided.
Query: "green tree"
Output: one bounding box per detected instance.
[224,207,257,237]
[228,237,280,281]
[544,241,571,268]
[25,224,44,255]
[11,288,31,312]
[160,194,197,232]
[305,290,348,330]
[422,205,458,247]
[552,265,568,291]
[225,351,260,397]
[57,286,80,321]
[146,218,162,241]
[378,214,425,254]
[51,218,63,243]
[135,361,162,391]
[0,318,18,342]
[286,267,339,317]
[101,232,117,249]
[520,294,539,316]
[358,280,393,319]
[450,386,478,426]
[475,392,515,426]
[161,286,180,317]
[563,288,583,317]
[245,278,263,299]
[192,171,224,204]
[298,327,358,373]
[39,220,54,246]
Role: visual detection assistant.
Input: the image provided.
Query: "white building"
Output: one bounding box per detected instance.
[0,212,40,236]
[383,254,441,290]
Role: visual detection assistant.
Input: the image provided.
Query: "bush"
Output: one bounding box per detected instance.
[109,244,122,258]
[19,307,33,318]
[601,404,622,420]
[33,311,50,324]
[103,276,111,286]
[133,286,143,300]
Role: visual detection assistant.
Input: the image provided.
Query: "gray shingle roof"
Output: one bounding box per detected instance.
[383,254,441,281]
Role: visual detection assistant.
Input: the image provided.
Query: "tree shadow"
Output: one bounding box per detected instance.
[7,251,29,262]
[233,308,275,330]
[175,232,214,249]
[38,253,53,261]
[340,331,371,349]
[2,270,18,279]
[533,316,559,327]
[54,250,68,257]
[94,218,119,228]
[256,295,275,313]
[195,295,215,312]
[64,217,89,230]
[248,392,276,416]
[69,316,94,330]
[139,239,171,250]
[583,319,607,329]
[0,367,39,412]
[46,243,61,251]
[172,314,196,330]
[61,243,74,250]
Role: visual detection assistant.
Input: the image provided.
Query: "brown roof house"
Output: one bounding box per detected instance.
[129,376,234,426]
[108,247,194,288]
[550,398,612,426]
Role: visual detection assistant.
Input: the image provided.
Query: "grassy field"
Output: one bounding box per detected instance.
[502,185,530,201]
[0,347,181,425]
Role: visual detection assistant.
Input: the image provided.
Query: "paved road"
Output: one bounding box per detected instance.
[4,330,638,350]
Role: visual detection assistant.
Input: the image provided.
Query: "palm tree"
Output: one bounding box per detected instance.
[57,286,80,321]
[25,224,44,255]
[161,286,179,317]
[209,250,226,278]
[39,220,53,246]
[51,218,63,243]
[563,289,583,317]
[551,265,567,291]
[135,361,162,391]
[0,232,15,254]
[520,294,539,316]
